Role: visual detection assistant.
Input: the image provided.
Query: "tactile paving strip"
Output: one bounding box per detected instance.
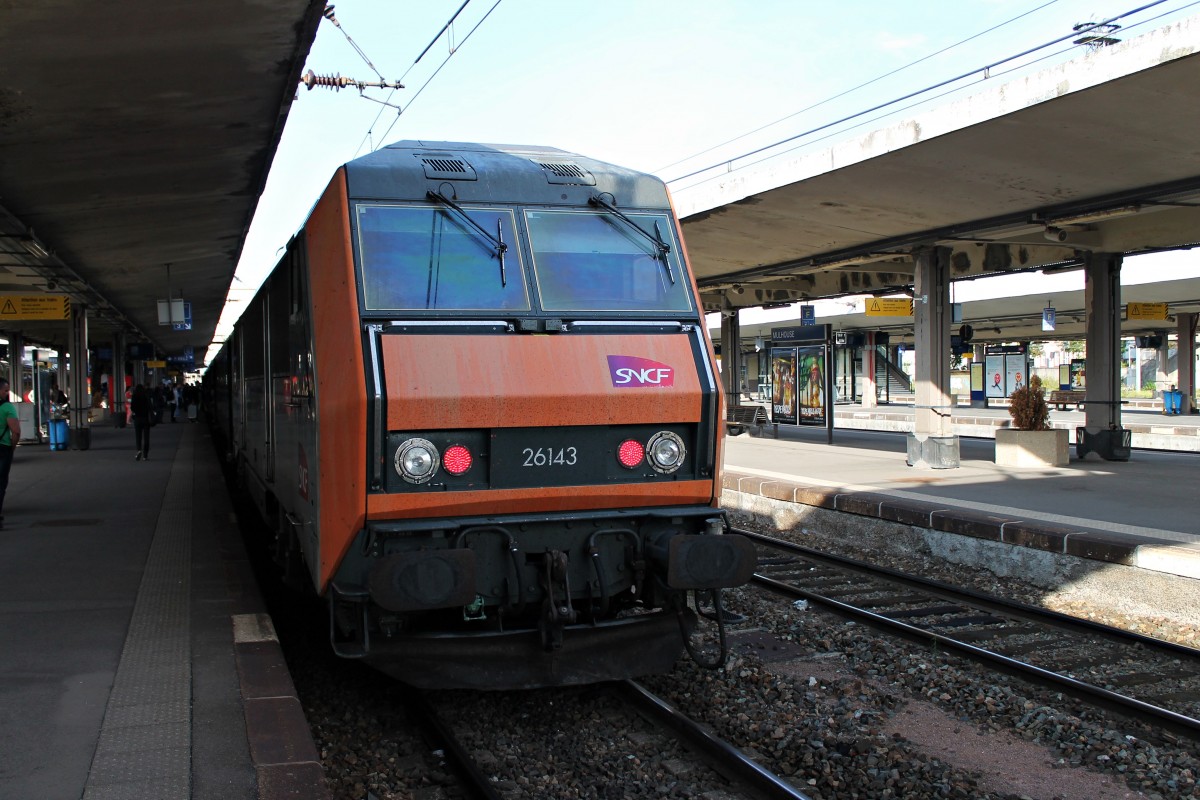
[84,435,193,800]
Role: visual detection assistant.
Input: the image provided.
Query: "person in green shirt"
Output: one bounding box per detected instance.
[0,377,21,528]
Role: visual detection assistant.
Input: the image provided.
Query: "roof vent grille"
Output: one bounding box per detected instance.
[420,156,477,181]
[535,161,596,186]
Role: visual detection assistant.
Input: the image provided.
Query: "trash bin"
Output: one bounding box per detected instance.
[48,418,69,450]
[1164,390,1182,415]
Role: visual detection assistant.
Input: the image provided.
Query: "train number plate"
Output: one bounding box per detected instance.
[521,446,578,467]
[491,428,606,488]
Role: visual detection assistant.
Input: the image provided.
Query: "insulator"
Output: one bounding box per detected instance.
[300,70,351,91]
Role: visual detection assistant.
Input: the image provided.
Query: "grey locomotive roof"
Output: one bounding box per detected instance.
[343,140,671,210]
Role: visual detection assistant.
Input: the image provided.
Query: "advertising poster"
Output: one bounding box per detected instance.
[1005,355,1026,394]
[1070,359,1087,390]
[985,354,1005,398]
[770,348,797,425]
[796,345,826,426]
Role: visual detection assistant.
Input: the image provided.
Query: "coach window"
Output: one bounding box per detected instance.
[356,205,530,312]
[525,209,693,313]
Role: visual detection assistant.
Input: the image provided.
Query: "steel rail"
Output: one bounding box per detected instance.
[736,528,1200,658]
[404,689,505,800]
[617,680,812,800]
[740,534,1200,741]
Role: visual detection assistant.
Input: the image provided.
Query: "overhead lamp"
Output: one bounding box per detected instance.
[1041,262,1084,275]
[1044,205,1141,227]
[21,236,49,259]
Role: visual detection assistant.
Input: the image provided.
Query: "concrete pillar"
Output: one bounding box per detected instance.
[7,331,21,388]
[906,246,958,468]
[68,303,90,449]
[112,332,127,427]
[861,332,877,408]
[720,308,742,405]
[1156,334,1170,395]
[1079,252,1128,460]
[1179,313,1197,415]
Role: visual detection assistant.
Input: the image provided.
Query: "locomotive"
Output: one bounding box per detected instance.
[206,141,754,689]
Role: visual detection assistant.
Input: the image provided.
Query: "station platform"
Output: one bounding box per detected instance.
[723,422,1200,586]
[829,399,1200,453]
[0,422,328,800]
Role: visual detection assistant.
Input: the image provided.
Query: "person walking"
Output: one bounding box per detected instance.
[130,384,151,460]
[0,377,21,527]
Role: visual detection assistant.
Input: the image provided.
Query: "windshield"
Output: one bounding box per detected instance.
[356,205,530,311]
[525,210,693,313]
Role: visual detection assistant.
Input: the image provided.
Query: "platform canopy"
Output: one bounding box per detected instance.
[675,17,1200,316]
[0,1,324,355]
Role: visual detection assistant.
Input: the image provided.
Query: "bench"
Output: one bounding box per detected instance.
[726,405,774,436]
[1048,390,1085,410]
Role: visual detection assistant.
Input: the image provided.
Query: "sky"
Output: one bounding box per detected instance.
[207,0,1200,363]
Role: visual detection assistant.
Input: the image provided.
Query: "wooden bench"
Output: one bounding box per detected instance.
[1048,390,1085,410]
[726,405,774,436]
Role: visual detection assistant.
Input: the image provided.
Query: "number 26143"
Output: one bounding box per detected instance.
[522,447,577,467]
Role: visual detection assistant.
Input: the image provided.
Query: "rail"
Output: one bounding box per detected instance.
[737,527,1200,742]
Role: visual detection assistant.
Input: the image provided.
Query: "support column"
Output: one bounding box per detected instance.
[1156,334,1170,396]
[861,332,877,408]
[7,331,21,387]
[1078,252,1128,460]
[907,246,959,468]
[720,308,741,405]
[112,332,127,428]
[1179,313,1197,415]
[68,303,91,450]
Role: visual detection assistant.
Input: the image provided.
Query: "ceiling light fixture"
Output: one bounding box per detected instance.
[21,236,49,259]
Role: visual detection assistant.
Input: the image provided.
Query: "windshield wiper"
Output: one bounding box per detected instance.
[588,195,674,284]
[427,190,508,287]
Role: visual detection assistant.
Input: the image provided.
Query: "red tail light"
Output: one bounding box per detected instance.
[442,444,473,476]
[617,439,644,469]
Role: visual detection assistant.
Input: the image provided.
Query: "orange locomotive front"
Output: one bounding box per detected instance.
[211,141,754,689]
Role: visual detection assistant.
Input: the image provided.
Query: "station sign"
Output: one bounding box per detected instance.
[771,324,828,343]
[1126,302,1168,320]
[865,298,913,317]
[0,294,70,321]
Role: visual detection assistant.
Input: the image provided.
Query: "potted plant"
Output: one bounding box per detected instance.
[995,375,1069,467]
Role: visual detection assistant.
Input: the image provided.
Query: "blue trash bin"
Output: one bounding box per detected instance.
[1165,390,1182,415]
[49,418,69,449]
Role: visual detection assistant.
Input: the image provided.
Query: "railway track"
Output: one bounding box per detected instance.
[407,681,813,800]
[736,527,1200,742]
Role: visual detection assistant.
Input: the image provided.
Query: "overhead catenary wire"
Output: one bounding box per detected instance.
[666,0,1175,186]
[321,5,387,83]
[372,0,505,151]
[669,0,1200,196]
[655,0,1062,175]
[351,0,478,158]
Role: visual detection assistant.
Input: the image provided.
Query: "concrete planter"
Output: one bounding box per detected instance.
[994,428,1069,467]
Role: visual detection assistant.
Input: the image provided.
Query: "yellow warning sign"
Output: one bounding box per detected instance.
[146,360,167,368]
[865,298,914,317]
[0,294,71,321]
[1127,302,1168,320]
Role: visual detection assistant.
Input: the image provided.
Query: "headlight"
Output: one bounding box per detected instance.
[645,431,686,474]
[395,437,439,484]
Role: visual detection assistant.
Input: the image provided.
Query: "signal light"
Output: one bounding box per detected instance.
[617,438,644,469]
[443,444,473,476]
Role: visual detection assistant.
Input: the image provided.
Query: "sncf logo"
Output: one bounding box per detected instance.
[607,355,674,388]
